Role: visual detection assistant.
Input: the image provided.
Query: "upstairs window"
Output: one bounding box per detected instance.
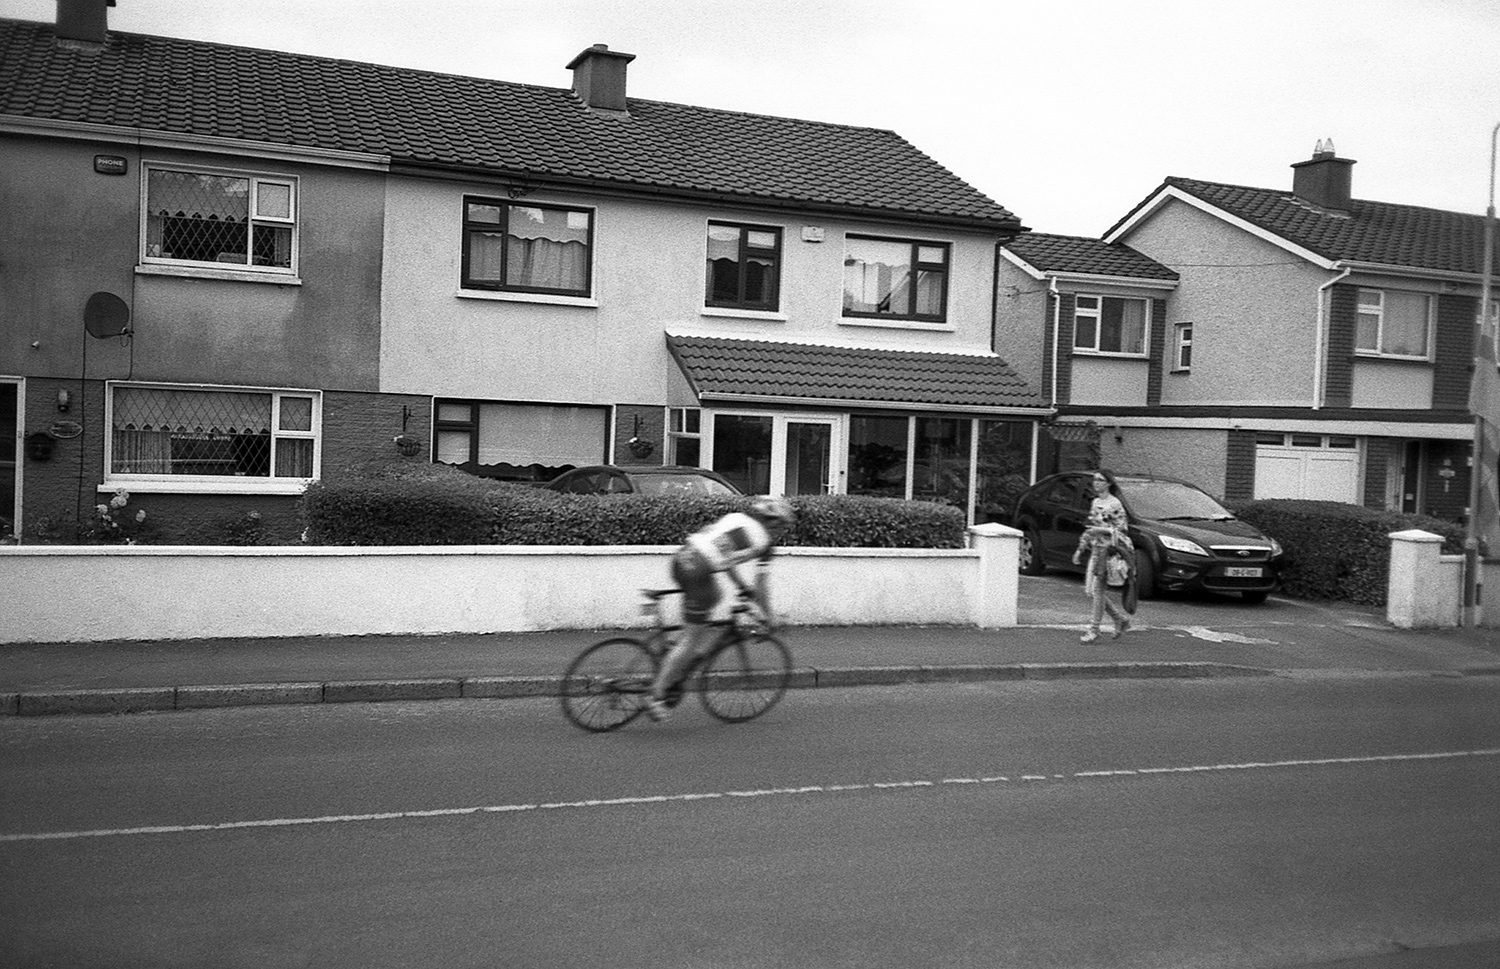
[706,222,781,311]
[1074,295,1147,355]
[1357,288,1431,359]
[462,199,593,296]
[1174,322,1193,371]
[144,167,296,273]
[842,236,949,322]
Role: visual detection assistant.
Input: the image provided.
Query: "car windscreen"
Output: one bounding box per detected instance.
[630,474,737,496]
[1116,479,1232,521]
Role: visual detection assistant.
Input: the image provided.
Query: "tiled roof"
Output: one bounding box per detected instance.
[1004,233,1177,280]
[1118,176,1496,275]
[0,19,1022,231]
[666,334,1046,411]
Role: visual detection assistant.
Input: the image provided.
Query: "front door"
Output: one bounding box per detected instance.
[781,419,836,496]
[1,381,16,540]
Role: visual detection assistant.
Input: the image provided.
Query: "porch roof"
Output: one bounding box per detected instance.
[665,334,1048,414]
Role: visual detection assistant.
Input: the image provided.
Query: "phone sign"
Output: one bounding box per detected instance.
[94,155,128,175]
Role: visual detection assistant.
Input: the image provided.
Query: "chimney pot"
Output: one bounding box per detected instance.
[566,43,636,113]
[56,0,114,46]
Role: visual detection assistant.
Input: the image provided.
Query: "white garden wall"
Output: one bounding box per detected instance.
[0,525,1020,644]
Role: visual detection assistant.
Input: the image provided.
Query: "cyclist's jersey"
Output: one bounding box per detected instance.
[682,512,773,573]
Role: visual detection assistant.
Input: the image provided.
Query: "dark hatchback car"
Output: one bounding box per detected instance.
[1012,471,1284,603]
[541,464,742,496]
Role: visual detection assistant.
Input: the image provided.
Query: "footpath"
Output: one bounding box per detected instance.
[2,576,1498,716]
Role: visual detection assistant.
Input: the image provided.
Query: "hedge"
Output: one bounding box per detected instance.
[1231,498,1468,606]
[299,465,968,549]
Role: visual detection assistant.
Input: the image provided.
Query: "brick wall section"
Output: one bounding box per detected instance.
[1363,437,1389,509]
[612,403,663,465]
[1432,293,1475,410]
[1055,293,1075,405]
[1223,430,1256,502]
[21,377,95,540]
[1147,304,1166,406]
[320,390,432,481]
[1425,438,1473,522]
[1323,284,1356,408]
[18,385,431,543]
[1041,293,1056,402]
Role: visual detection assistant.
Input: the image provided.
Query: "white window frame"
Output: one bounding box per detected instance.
[1173,322,1193,371]
[139,164,300,280]
[667,407,703,465]
[103,382,321,495]
[1355,288,1433,361]
[1073,293,1149,357]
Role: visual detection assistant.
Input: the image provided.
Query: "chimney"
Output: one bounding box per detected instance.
[566,43,636,113]
[56,0,114,45]
[1291,138,1355,211]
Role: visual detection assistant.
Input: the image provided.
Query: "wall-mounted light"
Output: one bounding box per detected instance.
[57,389,71,413]
[1113,424,1123,444]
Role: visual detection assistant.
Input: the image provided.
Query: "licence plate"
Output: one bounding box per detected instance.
[1225,567,1263,578]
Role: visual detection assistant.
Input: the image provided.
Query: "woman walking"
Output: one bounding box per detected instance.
[1072,471,1135,643]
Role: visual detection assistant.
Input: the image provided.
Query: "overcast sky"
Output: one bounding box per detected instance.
[5,0,1498,236]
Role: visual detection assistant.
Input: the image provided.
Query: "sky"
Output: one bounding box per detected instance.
[4,0,1498,236]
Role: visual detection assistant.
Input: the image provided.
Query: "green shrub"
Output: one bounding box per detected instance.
[1232,499,1467,605]
[301,467,969,549]
[300,464,497,545]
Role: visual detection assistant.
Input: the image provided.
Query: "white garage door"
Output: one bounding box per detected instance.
[1254,434,1360,502]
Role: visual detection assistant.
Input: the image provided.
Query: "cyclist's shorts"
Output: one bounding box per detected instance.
[671,547,721,624]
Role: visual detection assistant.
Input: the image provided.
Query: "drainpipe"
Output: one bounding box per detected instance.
[1049,277,1061,408]
[1313,265,1351,408]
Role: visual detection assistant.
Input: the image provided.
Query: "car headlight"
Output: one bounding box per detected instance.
[1270,538,1283,557]
[1158,534,1210,557]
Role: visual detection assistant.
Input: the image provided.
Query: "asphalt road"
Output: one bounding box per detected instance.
[2,675,1498,968]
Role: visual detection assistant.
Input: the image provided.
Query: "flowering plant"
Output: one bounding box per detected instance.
[88,489,151,544]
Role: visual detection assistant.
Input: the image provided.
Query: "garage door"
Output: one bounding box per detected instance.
[1254,434,1359,502]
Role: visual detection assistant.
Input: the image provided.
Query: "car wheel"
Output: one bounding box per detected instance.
[1133,549,1157,599]
[1241,590,1269,604]
[1018,527,1046,576]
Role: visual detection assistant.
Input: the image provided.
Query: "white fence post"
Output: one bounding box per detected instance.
[1387,529,1460,628]
[968,523,1021,629]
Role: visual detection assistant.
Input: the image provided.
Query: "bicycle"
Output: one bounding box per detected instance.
[559,588,794,732]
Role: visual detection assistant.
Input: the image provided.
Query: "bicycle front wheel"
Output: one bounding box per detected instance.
[560,637,658,733]
[696,631,792,723]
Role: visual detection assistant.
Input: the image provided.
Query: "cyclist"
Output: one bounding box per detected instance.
[645,495,795,722]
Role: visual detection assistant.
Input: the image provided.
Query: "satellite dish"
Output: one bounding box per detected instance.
[84,291,131,338]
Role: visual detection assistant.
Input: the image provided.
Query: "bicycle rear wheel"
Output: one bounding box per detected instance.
[559,637,658,733]
[696,631,792,723]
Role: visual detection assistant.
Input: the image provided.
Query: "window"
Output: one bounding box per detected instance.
[842,236,949,322]
[462,198,593,296]
[1174,322,1193,371]
[144,167,296,272]
[1356,288,1431,359]
[434,399,607,481]
[1074,295,1147,354]
[848,415,909,498]
[668,407,703,466]
[706,223,781,310]
[108,384,318,486]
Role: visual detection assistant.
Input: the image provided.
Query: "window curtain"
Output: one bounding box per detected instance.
[506,237,587,291]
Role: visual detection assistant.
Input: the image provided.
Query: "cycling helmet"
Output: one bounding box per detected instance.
[748,495,795,529]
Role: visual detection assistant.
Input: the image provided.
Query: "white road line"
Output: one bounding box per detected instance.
[5,748,1497,844]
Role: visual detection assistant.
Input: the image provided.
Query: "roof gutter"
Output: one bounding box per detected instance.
[695,392,1050,416]
[1313,264,1353,409]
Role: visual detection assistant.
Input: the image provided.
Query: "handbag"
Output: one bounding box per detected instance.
[1105,551,1130,588]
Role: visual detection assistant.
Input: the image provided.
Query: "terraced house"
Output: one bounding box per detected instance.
[996,143,1498,527]
[0,2,1049,543]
